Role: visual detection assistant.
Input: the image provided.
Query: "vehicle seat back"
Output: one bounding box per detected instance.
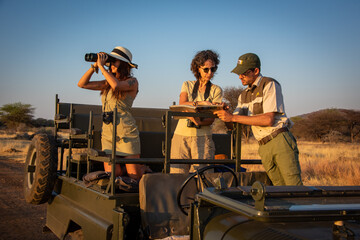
[139,171,244,239]
[139,173,197,239]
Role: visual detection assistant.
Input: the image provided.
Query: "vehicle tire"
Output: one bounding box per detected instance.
[24,133,58,204]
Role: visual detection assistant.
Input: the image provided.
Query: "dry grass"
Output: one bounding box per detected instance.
[240,140,360,186]
[1,130,359,186]
[0,132,31,162]
[298,142,360,186]
[0,139,30,152]
[240,139,266,172]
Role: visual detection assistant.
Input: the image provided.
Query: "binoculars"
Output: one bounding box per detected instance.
[85,53,115,63]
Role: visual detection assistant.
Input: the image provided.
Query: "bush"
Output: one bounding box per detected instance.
[0,102,34,129]
[291,109,360,142]
[31,118,54,127]
[322,130,347,143]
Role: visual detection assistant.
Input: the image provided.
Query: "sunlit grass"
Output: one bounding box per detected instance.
[240,140,360,186]
[0,134,30,161]
[298,142,360,185]
[0,131,30,153]
[1,130,360,186]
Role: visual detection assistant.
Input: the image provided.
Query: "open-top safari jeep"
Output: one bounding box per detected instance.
[24,95,360,240]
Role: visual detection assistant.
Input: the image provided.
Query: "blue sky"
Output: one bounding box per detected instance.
[0,0,359,119]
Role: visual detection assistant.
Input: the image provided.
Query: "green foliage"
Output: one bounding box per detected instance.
[0,102,34,129]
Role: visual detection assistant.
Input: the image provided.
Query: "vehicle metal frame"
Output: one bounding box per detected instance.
[45,95,261,239]
[40,95,360,240]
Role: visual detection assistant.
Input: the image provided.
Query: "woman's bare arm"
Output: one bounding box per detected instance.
[77,66,106,90]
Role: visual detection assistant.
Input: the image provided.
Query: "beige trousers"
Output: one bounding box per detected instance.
[170,134,215,174]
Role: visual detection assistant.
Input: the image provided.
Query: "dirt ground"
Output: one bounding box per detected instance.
[0,140,58,240]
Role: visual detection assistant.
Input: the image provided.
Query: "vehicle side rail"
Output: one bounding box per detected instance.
[86,155,261,165]
[114,158,261,165]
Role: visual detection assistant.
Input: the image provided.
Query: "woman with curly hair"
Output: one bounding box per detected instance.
[170,50,223,173]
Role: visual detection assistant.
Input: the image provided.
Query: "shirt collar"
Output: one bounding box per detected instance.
[246,74,263,91]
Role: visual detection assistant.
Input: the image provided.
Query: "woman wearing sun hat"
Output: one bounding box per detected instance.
[78,46,146,181]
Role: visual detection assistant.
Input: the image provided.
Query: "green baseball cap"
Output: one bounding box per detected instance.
[231,53,261,75]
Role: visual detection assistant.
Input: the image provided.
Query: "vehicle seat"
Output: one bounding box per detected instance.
[139,173,197,239]
[139,171,241,239]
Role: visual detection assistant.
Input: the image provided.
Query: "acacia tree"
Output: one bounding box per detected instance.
[0,102,34,129]
[342,109,360,143]
[306,109,345,141]
[222,86,244,112]
[212,86,244,134]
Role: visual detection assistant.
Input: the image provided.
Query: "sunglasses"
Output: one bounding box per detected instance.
[200,66,217,73]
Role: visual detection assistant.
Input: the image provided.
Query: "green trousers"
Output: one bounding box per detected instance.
[258,131,302,186]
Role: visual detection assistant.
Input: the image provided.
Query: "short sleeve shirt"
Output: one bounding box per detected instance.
[233,75,292,140]
[174,80,223,136]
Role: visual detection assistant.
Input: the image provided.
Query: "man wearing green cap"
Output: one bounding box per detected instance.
[214,53,302,186]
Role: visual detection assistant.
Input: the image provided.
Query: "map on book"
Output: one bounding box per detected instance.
[169,104,224,113]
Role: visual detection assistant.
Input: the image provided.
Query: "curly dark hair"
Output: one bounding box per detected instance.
[190,50,220,80]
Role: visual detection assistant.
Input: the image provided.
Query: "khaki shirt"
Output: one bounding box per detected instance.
[233,75,292,141]
[174,80,223,137]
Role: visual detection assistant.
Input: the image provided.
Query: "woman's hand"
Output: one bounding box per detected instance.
[195,101,213,105]
[96,52,108,67]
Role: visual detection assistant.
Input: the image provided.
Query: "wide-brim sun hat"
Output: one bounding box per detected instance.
[108,46,138,69]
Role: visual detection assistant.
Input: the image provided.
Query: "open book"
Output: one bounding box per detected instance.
[169,104,224,113]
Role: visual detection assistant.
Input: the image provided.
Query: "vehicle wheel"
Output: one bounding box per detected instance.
[24,133,58,204]
[177,165,238,215]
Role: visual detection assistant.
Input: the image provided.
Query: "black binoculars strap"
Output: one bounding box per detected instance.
[103,93,109,112]
[191,80,212,102]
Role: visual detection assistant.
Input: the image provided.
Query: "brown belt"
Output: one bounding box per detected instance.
[258,127,288,145]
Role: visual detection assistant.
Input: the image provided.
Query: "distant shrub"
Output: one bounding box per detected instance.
[322,130,347,143]
[31,118,54,127]
[16,123,31,132]
[0,102,34,129]
[14,132,34,140]
[35,127,54,136]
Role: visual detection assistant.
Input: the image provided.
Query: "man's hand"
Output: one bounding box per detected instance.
[214,110,233,122]
[214,102,229,110]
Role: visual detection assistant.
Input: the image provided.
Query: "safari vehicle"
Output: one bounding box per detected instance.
[24,95,360,240]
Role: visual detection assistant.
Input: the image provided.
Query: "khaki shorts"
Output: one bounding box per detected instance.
[170,134,215,174]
